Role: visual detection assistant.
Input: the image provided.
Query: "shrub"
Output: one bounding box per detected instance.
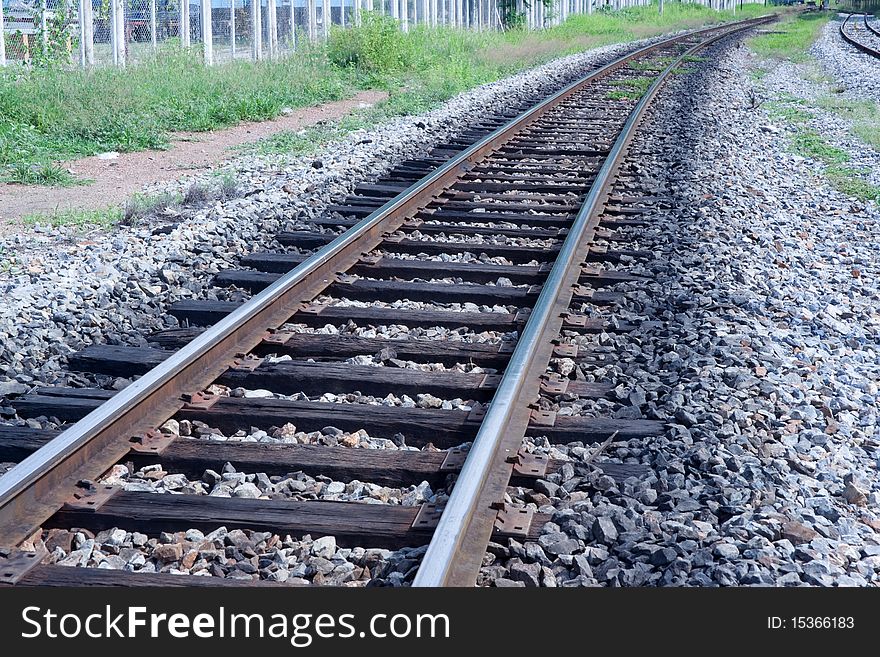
[327,13,409,73]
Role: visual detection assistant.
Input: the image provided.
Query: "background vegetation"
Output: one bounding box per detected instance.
[0,2,774,185]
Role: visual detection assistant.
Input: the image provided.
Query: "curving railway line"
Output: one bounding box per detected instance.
[0,15,774,587]
[840,12,880,58]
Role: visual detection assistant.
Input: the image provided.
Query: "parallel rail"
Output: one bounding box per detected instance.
[0,15,773,586]
[840,13,880,58]
[414,14,774,587]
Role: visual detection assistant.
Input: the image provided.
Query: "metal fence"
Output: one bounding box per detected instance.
[0,0,742,67]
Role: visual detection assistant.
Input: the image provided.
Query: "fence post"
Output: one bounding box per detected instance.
[230,0,236,57]
[251,0,257,58]
[354,0,360,25]
[201,0,213,62]
[111,0,118,63]
[0,0,5,67]
[289,0,295,47]
[82,0,94,65]
[40,0,48,58]
[118,0,127,64]
[78,0,85,63]
[401,0,407,30]
[267,0,277,56]
[306,0,316,40]
[252,0,262,58]
[322,0,330,38]
[150,0,157,47]
[181,0,190,47]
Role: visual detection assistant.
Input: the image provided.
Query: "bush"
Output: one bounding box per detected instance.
[327,13,409,73]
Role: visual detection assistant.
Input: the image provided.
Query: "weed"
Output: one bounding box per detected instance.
[121,192,182,226]
[607,75,654,99]
[215,172,241,200]
[606,89,641,101]
[22,207,122,229]
[790,129,850,164]
[1,2,778,184]
[182,182,212,206]
[826,166,880,202]
[800,64,834,84]
[748,12,830,62]
[815,95,880,150]
[1,161,84,186]
[327,13,409,76]
[766,101,812,124]
[630,61,664,71]
[0,44,353,179]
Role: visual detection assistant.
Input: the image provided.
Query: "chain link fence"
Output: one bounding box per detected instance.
[0,0,735,68]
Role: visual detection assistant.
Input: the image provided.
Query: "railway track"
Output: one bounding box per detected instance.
[0,15,773,587]
[840,12,880,58]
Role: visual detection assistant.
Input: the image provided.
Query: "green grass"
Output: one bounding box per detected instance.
[815,95,880,150]
[765,100,813,124]
[1,43,354,186]
[611,76,656,92]
[791,128,850,164]
[630,61,664,71]
[17,184,234,233]
[826,166,880,202]
[773,104,879,202]
[21,207,123,229]
[748,11,830,62]
[1,161,86,186]
[121,192,183,226]
[0,245,13,274]
[605,74,655,100]
[2,2,775,179]
[763,78,880,203]
[606,89,642,101]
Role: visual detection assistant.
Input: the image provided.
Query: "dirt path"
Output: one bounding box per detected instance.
[0,90,388,227]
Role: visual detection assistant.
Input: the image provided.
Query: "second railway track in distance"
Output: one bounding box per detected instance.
[0,15,774,588]
[840,12,880,58]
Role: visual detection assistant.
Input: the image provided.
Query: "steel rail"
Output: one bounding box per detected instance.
[413,17,773,587]
[865,12,880,38]
[0,17,773,549]
[840,13,880,58]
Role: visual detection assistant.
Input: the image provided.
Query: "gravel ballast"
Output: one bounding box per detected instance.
[0,31,694,396]
[813,14,880,100]
[5,21,880,587]
[480,35,880,588]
